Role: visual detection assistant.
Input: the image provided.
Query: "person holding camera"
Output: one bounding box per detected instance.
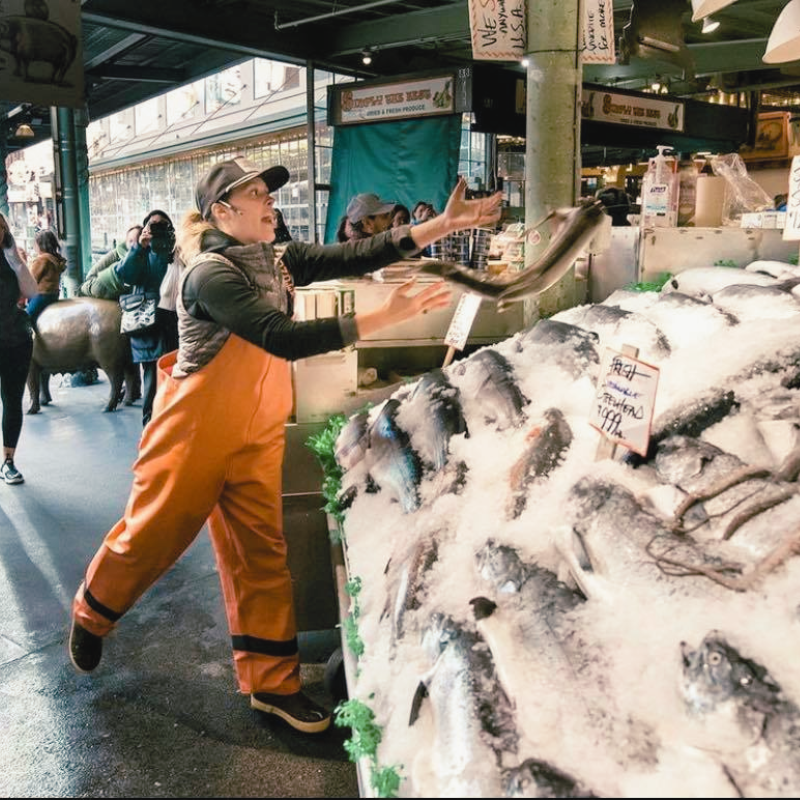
[0,213,38,485]
[114,210,176,426]
[68,157,502,735]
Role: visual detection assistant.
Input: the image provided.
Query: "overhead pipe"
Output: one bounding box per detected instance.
[274,0,401,30]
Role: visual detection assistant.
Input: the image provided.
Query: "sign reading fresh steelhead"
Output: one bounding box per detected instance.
[582,89,685,132]
[338,76,455,125]
[590,347,659,457]
[0,0,83,108]
[582,0,615,64]
[468,0,526,61]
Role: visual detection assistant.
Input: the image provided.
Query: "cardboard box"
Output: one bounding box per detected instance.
[292,347,358,423]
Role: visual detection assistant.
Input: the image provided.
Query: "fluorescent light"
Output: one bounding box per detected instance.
[690,0,738,23]
[764,0,800,64]
[702,17,720,34]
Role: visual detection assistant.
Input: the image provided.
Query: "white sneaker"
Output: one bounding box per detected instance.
[1,458,24,485]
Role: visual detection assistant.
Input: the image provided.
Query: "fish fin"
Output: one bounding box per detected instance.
[470,596,498,621]
[408,681,429,726]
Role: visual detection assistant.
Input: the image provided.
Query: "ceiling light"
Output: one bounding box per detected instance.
[764,0,800,64]
[362,50,372,65]
[521,57,530,67]
[690,0,738,23]
[14,122,34,138]
[701,17,720,34]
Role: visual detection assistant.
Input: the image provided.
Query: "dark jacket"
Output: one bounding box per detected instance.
[115,243,171,363]
[180,225,420,364]
[0,254,32,347]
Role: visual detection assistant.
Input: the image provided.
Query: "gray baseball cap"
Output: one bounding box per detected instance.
[346,193,396,223]
[196,157,290,219]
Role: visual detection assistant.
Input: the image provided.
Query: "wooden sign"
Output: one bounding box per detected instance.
[0,0,84,108]
[590,346,659,457]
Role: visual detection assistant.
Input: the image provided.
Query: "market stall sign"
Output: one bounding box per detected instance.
[582,89,685,133]
[582,0,616,64]
[590,347,659,458]
[468,0,526,61]
[334,76,456,125]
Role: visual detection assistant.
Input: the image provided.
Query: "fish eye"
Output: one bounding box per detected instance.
[708,652,722,666]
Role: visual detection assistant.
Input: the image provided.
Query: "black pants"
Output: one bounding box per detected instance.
[0,337,33,450]
[141,360,158,427]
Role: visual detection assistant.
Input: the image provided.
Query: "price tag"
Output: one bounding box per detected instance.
[589,347,659,457]
[444,292,483,351]
[784,155,800,241]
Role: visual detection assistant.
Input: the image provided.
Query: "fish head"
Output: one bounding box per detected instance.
[680,631,782,717]
[475,540,526,593]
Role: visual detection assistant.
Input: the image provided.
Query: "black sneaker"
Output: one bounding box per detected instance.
[1,458,23,485]
[251,690,331,733]
[69,618,103,673]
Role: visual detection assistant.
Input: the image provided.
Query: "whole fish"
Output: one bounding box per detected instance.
[680,630,800,797]
[365,398,423,513]
[507,407,573,519]
[334,408,371,472]
[409,613,518,797]
[554,303,672,362]
[711,283,800,322]
[472,540,659,775]
[515,318,600,380]
[451,348,529,430]
[381,533,440,647]
[418,200,607,311]
[398,368,468,473]
[662,267,779,300]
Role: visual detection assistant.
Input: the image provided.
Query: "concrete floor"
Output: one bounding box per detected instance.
[0,375,358,798]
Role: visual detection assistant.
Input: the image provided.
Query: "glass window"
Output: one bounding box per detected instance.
[205,65,243,114]
[135,96,160,135]
[166,80,203,126]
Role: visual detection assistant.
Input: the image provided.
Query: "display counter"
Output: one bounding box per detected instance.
[588,225,799,303]
[291,261,528,423]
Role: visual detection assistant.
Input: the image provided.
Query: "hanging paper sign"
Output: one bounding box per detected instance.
[468,0,526,61]
[582,0,616,64]
[590,347,660,457]
[0,0,84,108]
[783,155,800,241]
[445,292,483,351]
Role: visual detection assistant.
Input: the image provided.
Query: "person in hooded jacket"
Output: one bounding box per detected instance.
[114,210,176,426]
[26,230,67,325]
[68,156,502,735]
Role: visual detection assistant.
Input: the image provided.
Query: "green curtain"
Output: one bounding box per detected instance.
[324,115,462,243]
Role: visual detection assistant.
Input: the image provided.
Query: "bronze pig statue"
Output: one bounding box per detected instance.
[27,298,138,415]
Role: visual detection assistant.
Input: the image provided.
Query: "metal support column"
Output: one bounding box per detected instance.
[306,60,318,243]
[51,106,83,297]
[524,0,583,321]
[0,128,8,220]
[73,106,92,287]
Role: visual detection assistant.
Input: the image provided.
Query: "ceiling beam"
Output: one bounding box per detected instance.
[86,65,187,83]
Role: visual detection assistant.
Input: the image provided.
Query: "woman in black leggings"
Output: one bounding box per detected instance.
[0,214,38,485]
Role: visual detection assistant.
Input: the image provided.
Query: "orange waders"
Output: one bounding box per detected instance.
[72,334,299,695]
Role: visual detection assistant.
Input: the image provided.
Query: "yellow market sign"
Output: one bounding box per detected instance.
[582,89,685,132]
[336,76,456,125]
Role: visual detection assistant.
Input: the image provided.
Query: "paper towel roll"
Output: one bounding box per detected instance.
[694,175,726,227]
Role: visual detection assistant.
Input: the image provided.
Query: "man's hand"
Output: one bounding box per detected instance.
[442,177,504,231]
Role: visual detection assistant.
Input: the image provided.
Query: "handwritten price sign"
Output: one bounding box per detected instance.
[590,347,659,457]
[444,292,483,351]
[784,155,800,242]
